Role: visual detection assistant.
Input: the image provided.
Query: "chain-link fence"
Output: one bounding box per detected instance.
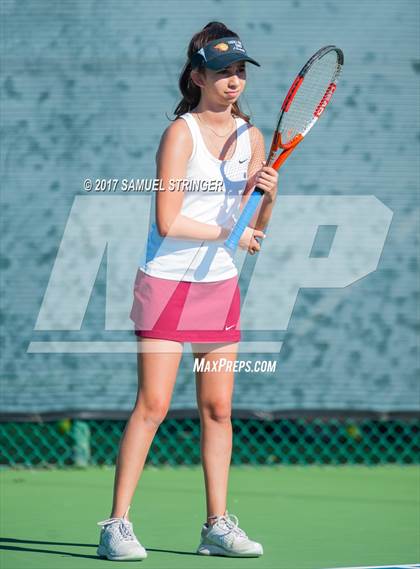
[1,415,418,468]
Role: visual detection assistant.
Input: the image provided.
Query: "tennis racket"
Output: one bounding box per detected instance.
[224,45,344,251]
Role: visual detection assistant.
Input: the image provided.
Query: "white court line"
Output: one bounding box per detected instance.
[324,564,419,569]
[27,341,283,354]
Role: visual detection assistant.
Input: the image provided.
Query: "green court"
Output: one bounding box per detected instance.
[1,465,418,569]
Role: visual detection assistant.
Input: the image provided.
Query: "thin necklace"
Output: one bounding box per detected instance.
[196,113,236,138]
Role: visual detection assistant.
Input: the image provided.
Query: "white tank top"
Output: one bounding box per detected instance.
[139,112,251,282]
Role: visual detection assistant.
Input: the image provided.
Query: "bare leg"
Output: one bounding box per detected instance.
[193,343,238,525]
[110,338,183,520]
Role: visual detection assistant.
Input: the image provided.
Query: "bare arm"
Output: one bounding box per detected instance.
[155,119,231,241]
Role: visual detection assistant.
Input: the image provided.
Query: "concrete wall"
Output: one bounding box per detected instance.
[1,0,418,413]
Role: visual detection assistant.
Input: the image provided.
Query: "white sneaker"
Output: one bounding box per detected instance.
[96,506,147,561]
[196,511,263,557]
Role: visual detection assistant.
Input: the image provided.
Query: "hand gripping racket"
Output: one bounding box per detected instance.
[224,45,344,251]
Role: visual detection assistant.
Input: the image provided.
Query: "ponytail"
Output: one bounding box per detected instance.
[174,61,202,117]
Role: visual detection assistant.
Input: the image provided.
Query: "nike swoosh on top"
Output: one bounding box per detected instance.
[225,324,236,330]
[238,158,247,164]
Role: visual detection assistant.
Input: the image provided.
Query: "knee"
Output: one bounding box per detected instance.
[133,400,169,429]
[201,401,232,423]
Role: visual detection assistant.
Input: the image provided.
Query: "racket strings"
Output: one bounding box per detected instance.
[280,51,340,144]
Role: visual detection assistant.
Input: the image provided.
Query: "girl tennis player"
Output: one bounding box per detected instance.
[97,21,278,560]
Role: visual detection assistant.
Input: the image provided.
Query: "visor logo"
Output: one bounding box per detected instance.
[214,42,229,52]
[229,39,246,53]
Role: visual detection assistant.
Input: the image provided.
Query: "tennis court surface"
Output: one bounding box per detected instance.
[1,464,418,569]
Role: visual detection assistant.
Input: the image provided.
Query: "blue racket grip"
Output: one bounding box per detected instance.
[224,188,264,251]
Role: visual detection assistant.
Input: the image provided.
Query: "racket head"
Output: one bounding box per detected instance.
[268,45,344,166]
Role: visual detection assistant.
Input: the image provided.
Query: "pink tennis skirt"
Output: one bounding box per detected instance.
[129,269,241,343]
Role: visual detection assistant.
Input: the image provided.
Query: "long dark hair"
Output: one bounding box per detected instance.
[173,22,250,122]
